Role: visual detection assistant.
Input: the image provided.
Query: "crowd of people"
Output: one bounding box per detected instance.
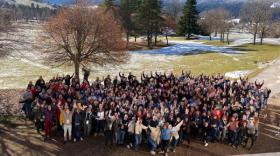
[21,69,271,156]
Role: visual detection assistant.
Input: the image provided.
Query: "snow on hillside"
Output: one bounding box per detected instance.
[3,0,54,9]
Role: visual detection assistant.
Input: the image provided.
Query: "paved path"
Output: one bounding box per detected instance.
[251,57,280,97]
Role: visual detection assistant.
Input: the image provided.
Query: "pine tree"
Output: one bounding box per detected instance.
[104,0,115,8]
[137,0,162,48]
[120,0,138,47]
[178,0,199,39]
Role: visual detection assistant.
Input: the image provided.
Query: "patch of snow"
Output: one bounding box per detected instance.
[225,70,252,79]
[132,40,242,55]
[233,57,240,61]
[230,38,280,46]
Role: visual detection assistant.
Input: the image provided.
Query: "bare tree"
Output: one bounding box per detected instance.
[165,0,182,22]
[199,8,232,42]
[240,0,273,45]
[268,22,280,38]
[162,14,176,45]
[198,10,216,40]
[41,0,128,77]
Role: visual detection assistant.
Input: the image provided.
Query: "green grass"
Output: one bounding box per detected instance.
[169,44,280,78]
[203,40,232,46]
[158,36,187,41]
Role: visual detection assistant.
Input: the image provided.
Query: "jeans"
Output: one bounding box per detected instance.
[134,134,142,150]
[74,124,82,140]
[24,101,32,119]
[221,128,227,142]
[63,124,72,140]
[117,130,126,145]
[147,137,157,151]
[171,138,179,149]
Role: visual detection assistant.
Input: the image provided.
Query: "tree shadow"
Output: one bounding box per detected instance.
[0,118,61,156]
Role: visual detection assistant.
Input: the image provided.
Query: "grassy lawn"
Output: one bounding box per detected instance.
[169,44,280,78]
[203,40,232,46]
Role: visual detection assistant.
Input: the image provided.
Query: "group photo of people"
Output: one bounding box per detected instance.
[20,69,271,156]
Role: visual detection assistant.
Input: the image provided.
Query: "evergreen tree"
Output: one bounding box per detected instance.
[137,0,162,48]
[120,0,138,47]
[104,0,115,8]
[178,0,199,39]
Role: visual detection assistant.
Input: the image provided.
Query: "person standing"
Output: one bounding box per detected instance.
[22,88,33,119]
[73,105,85,142]
[60,103,75,142]
[245,117,257,150]
[170,118,184,152]
[134,118,148,151]
[104,115,114,146]
[44,105,53,141]
[84,105,93,137]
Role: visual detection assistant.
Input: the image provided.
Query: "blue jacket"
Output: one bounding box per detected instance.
[161,129,172,140]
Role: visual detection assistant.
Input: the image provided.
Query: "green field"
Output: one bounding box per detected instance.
[171,43,280,78]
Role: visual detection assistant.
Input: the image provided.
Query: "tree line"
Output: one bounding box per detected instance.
[0,1,57,21]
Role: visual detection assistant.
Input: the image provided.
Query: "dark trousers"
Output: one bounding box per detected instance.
[44,120,52,138]
[127,132,134,145]
[74,124,82,140]
[105,130,114,145]
[228,130,237,146]
[161,139,170,153]
[180,130,191,144]
[96,120,105,134]
[35,119,43,133]
[245,134,256,149]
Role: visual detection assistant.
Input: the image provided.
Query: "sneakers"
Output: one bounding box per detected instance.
[126,145,131,149]
[173,149,176,153]
[165,153,168,156]
[73,138,76,143]
[204,143,209,147]
[150,151,156,155]
[80,137,83,141]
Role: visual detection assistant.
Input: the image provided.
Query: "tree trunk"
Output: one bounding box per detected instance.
[260,27,264,45]
[154,33,157,46]
[227,32,229,45]
[74,61,80,78]
[253,32,257,45]
[214,31,217,37]
[187,33,191,39]
[166,34,169,45]
[147,33,151,48]
[209,34,212,41]
[134,36,137,42]
[126,31,129,48]
[253,24,258,45]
